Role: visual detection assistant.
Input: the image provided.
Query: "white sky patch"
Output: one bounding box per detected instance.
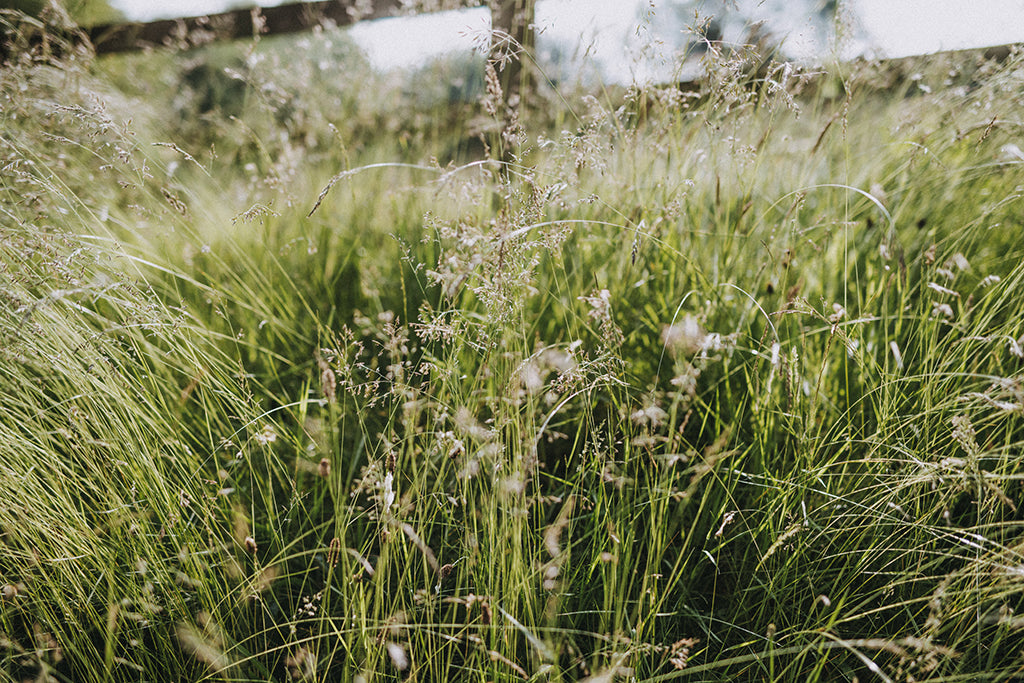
[347,6,489,71]
[849,0,1024,58]
[108,0,258,21]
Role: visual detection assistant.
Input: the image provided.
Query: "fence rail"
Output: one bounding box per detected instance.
[87,0,479,55]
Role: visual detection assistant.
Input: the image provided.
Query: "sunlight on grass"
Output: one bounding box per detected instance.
[2,9,1024,682]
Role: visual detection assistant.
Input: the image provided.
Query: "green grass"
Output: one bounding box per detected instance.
[2,17,1024,682]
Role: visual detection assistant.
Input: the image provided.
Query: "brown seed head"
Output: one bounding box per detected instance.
[327,537,342,568]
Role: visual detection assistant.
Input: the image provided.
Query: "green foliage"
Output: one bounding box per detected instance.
[2,20,1024,683]
[65,0,121,24]
[0,0,44,15]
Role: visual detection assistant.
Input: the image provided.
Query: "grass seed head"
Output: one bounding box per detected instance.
[244,536,257,554]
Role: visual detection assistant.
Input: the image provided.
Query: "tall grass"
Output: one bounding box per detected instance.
[2,14,1024,682]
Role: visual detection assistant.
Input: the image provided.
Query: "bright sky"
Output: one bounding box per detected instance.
[107,0,1024,82]
[852,0,1024,58]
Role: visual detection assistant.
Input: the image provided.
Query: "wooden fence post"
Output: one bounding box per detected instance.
[488,0,535,107]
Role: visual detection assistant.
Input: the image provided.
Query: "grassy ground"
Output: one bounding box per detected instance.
[2,14,1024,682]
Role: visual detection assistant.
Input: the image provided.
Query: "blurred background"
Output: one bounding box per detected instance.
[7,0,1023,84]
[99,0,1024,83]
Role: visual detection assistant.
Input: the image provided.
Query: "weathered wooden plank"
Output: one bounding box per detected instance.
[86,0,481,55]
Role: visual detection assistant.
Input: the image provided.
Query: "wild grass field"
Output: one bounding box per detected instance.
[2,8,1024,682]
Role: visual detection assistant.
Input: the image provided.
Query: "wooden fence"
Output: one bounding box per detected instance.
[8,1,1019,86]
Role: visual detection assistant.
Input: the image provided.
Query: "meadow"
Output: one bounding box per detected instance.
[1,10,1024,681]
